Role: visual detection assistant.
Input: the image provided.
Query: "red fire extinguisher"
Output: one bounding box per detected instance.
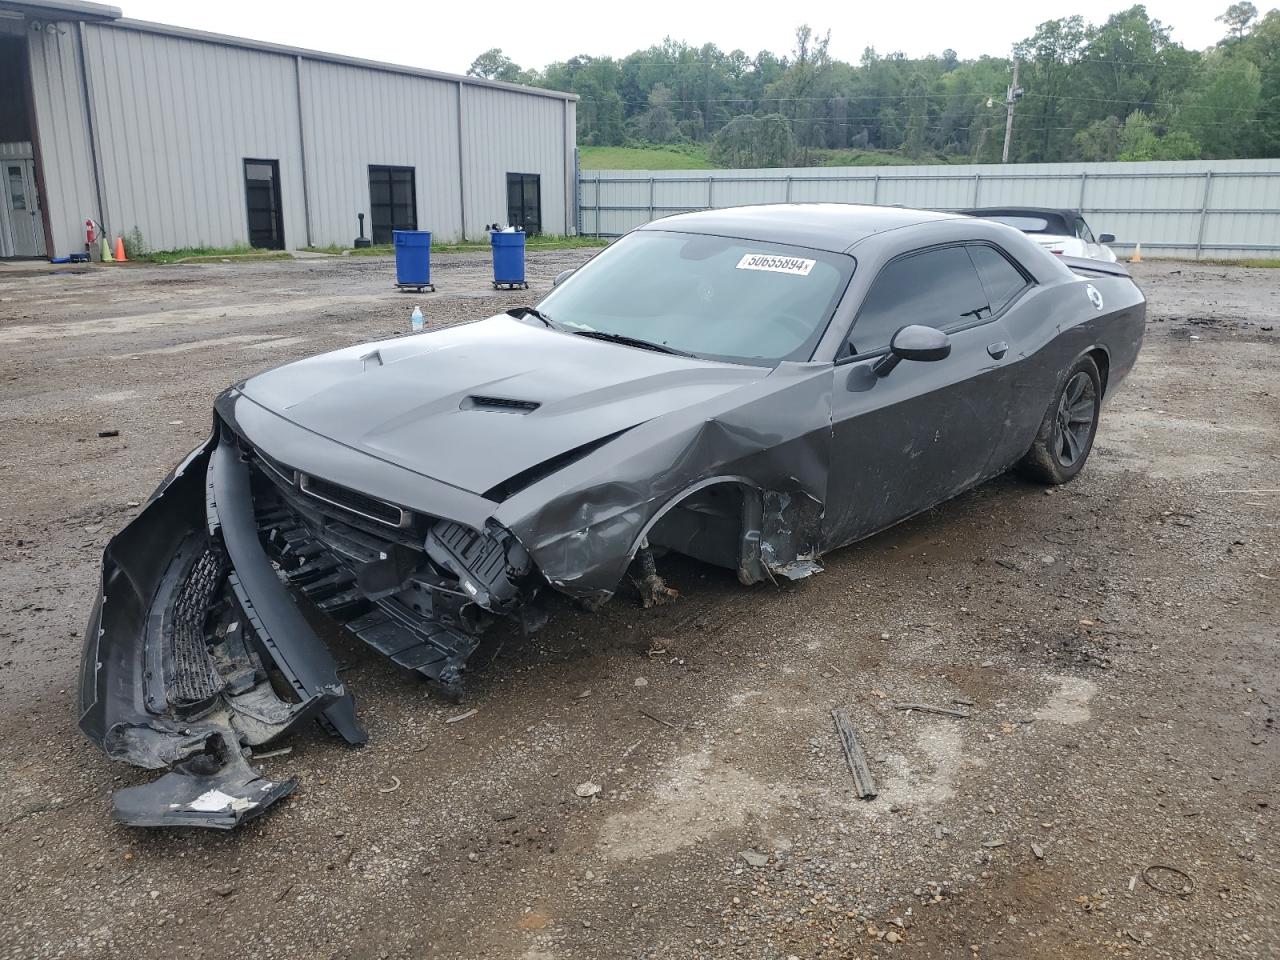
[85,219,96,246]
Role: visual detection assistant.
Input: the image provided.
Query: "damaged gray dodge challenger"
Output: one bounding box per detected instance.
[79,204,1144,827]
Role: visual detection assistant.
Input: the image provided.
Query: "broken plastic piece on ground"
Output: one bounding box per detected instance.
[112,728,295,829]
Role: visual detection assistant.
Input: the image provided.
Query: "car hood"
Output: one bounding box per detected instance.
[239,314,766,497]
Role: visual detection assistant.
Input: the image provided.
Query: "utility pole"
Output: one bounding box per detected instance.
[1002,57,1022,164]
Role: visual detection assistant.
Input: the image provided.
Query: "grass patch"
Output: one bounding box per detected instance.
[143,244,292,264]
[809,149,965,167]
[580,143,977,171]
[581,144,714,170]
[301,243,357,255]
[436,235,607,254]
[307,235,607,256]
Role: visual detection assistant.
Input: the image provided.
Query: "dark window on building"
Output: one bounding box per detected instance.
[849,246,990,355]
[0,39,33,143]
[244,159,284,250]
[967,244,1029,315]
[506,173,541,234]
[369,166,417,244]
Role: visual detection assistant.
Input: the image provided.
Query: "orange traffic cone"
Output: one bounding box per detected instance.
[1128,242,1142,264]
[113,236,128,262]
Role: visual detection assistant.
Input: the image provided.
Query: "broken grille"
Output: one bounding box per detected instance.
[164,545,227,711]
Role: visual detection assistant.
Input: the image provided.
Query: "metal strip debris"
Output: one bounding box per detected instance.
[831,708,877,800]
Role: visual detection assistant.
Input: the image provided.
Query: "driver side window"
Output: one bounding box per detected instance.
[848,246,990,356]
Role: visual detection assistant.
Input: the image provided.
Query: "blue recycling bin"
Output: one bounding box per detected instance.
[490,230,527,290]
[393,230,434,292]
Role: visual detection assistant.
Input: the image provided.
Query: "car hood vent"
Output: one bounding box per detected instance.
[461,395,540,414]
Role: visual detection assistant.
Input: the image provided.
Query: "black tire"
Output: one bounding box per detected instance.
[1016,355,1102,485]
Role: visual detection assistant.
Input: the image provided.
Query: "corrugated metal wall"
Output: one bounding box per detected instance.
[81,24,308,252]
[18,16,576,255]
[459,85,571,235]
[300,58,462,245]
[25,23,98,258]
[581,159,1280,260]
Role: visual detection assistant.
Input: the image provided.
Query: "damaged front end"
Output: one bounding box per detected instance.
[80,418,538,829]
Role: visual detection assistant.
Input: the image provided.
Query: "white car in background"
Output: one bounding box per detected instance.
[960,207,1119,262]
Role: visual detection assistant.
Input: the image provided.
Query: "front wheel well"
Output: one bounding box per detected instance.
[645,481,752,575]
[1087,347,1110,398]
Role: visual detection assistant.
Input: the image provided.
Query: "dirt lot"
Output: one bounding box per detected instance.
[0,251,1276,960]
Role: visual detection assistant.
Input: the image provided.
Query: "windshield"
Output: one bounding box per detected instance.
[536,230,855,365]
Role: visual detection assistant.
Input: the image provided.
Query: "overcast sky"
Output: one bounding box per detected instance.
[119,0,1234,76]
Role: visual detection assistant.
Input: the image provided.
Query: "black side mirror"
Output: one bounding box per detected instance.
[872,325,951,377]
[553,269,574,287]
[1098,233,1115,244]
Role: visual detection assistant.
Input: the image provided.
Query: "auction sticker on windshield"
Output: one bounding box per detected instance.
[736,253,815,276]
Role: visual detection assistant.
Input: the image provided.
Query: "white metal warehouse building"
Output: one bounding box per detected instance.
[0,0,578,259]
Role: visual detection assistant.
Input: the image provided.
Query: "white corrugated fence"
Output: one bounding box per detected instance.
[580,159,1280,260]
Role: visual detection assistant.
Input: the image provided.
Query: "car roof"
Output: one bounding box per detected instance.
[638,203,964,254]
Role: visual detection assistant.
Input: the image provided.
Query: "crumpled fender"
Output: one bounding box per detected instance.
[497,362,833,599]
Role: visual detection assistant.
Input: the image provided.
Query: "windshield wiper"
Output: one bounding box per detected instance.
[507,306,557,328]
[572,330,689,357]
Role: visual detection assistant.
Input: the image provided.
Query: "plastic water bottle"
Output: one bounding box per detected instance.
[410,305,424,333]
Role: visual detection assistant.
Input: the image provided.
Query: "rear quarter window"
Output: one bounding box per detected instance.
[967,245,1030,315]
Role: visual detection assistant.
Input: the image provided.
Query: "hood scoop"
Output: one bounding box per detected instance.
[461,395,540,414]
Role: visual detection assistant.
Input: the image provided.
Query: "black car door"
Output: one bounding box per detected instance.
[822,244,1018,550]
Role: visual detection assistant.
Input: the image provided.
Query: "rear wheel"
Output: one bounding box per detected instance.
[1017,356,1101,484]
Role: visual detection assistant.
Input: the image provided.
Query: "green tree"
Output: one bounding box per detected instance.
[1013,16,1087,162]
[1117,110,1200,160]
[510,9,1275,166]
[710,114,795,167]
[1236,8,1280,153]
[903,73,929,159]
[466,49,532,84]
[1073,115,1123,160]
[1178,52,1262,157]
[1217,2,1259,40]
[630,83,679,143]
[544,56,627,145]
[765,25,835,161]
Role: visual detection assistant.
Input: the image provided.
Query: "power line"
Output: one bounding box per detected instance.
[576,91,1278,117]
[537,52,1232,71]
[576,102,1274,128]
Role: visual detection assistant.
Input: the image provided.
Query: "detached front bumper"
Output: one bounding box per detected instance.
[80,430,368,828]
[83,409,547,831]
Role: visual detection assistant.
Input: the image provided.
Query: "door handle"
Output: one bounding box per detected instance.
[987,341,1009,360]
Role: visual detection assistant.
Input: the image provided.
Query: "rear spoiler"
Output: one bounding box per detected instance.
[1061,256,1131,279]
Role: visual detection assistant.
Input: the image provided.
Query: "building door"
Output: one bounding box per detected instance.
[368,166,417,245]
[244,159,284,249]
[2,158,45,258]
[506,173,541,234]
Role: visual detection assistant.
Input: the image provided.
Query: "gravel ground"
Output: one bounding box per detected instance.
[0,252,1276,960]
